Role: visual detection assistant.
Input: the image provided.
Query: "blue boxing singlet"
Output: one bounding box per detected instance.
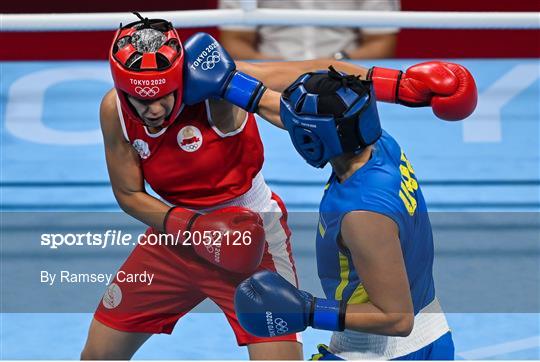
[317,130,450,360]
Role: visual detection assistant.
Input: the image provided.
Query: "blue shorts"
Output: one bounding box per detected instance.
[393,332,454,360]
[311,332,455,361]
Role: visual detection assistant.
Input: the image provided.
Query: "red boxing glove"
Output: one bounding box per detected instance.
[164,206,265,274]
[368,61,477,121]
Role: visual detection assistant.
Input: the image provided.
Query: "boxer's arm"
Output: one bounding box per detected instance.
[257,89,284,129]
[235,210,414,338]
[208,88,284,130]
[208,96,284,131]
[237,60,370,92]
[340,211,414,336]
[100,90,170,230]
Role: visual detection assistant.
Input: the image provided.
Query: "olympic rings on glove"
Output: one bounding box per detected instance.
[201,51,221,70]
[274,318,289,334]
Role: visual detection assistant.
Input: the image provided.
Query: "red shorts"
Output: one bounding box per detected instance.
[94,193,300,346]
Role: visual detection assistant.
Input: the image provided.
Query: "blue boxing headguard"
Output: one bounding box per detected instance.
[280,66,382,168]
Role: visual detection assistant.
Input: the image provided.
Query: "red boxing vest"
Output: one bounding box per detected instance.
[117,99,264,208]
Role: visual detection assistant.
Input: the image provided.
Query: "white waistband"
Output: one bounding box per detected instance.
[166,172,285,242]
[201,172,273,212]
[330,298,450,360]
[163,172,273,212]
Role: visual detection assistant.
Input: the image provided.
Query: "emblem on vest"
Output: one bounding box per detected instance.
[177,125,203,152]
[132,139,150,159]
[102,282,122,309]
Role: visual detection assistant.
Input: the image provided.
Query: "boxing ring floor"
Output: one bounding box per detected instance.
[1,59,539,359]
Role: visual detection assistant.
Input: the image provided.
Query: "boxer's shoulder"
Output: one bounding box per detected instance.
[100,89,119,120]
[208,98,248,133]
[99,89,124,142]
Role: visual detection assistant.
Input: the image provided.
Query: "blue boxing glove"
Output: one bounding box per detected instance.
[183,32,266,112]
[234,270,346,337]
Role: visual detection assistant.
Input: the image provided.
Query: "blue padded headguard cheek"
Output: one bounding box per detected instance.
[292,127,325,166]
[280,94,296,129]
[280,96,327,168]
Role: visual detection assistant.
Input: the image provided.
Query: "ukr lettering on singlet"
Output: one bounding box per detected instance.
[399,150,418,216]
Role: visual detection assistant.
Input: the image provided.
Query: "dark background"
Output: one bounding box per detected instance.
[1,0,539,60]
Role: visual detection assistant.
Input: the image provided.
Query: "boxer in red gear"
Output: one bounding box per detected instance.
[81,15,301,360]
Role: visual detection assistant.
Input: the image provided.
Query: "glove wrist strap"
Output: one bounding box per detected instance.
[311,298,346,332]
[164,207,200,235]
[368,67,402,104]
[225,71,267,113]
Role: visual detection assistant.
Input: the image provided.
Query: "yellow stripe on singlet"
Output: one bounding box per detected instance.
[318,221,326,238]
[348,283,370,304]
[334,252,350,300]
[334,252,370,303]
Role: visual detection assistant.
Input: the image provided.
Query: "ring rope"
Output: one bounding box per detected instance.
[1,9,539,31]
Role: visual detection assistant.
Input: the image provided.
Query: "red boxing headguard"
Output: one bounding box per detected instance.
[109,14,184,127]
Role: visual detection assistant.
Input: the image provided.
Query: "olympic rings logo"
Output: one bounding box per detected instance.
[201,51,221,70]
[178,126,203,153]
[274,318,289,334]
[135,86,160,97]
[183,144,199,151]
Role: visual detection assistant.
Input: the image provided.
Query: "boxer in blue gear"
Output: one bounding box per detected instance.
[235,68,455,360]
